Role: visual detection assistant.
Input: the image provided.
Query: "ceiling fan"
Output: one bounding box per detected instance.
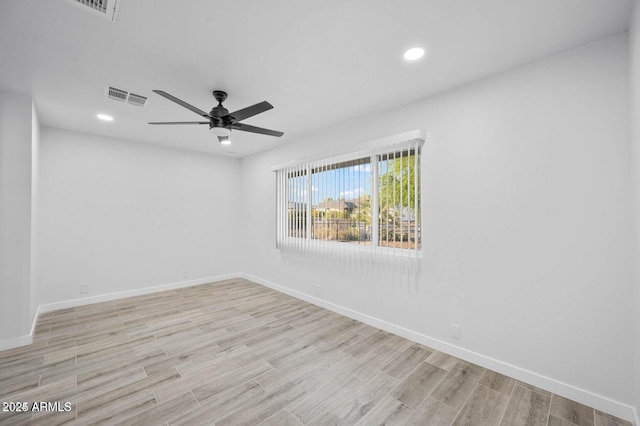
[149,90,284,144]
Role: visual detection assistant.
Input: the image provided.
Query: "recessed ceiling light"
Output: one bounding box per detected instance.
[96,113,114,121]
[404,47,425,61]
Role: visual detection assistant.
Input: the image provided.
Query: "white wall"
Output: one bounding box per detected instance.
[38,128,242,305]
[629,0,640,420]
[0,90,34,345]
[240,34,634,415]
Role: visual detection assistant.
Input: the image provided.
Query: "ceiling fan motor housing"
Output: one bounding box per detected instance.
[209,112,232,133]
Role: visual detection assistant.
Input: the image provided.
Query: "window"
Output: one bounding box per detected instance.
[276,132,424,257]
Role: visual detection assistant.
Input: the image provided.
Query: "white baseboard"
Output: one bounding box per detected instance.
[0,303,42,352]
[0,334,33,352]
[240,272,639,425]
[30,304,41,336]
[38,273,242,313]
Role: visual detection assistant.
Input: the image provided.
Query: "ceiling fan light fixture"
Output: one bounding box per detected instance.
[219,136,231,145]
[210,126,231,137]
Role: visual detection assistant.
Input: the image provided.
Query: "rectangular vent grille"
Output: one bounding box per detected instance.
[107,86,127,102]
[127,93,148,107]
[104,86,149,107]
[76,0,107,14]
[64,0,120,22]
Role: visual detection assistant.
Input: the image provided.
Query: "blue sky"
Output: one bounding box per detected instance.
[289,163,375,205]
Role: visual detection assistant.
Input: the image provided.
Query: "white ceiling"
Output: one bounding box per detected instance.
[0,0,632,157]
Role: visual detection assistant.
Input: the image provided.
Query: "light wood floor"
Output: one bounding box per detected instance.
[0,278,632,426]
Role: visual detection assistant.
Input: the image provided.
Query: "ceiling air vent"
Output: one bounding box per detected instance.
[63,0,120,23]
[106,86,127,102]
[126,93,148,107]
[104,86,149,107]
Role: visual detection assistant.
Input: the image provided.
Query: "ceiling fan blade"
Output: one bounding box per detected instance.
[148,121,209,125]
[232,122,284,137]
[152,90,210,118]
[227,101,273,122]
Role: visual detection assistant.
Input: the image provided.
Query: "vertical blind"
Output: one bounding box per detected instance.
[275,134,424,262]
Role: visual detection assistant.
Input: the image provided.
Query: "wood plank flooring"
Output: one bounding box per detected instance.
[0,278,633,425]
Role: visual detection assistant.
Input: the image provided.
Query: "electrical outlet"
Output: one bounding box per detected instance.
[451,323,461,339]
[80,283,88,294]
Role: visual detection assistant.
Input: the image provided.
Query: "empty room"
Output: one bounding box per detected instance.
[1,0,640,425]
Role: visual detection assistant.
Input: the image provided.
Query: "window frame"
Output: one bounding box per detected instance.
[274,130,425,258]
